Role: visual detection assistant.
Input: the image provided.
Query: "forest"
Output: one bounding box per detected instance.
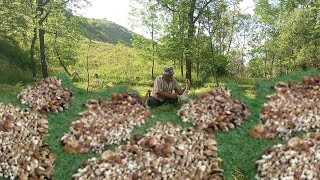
[0,0,319,179]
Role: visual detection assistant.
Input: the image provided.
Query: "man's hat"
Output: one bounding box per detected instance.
[162,66,174,75]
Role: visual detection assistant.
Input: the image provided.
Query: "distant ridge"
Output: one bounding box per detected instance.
[77,16,134,46]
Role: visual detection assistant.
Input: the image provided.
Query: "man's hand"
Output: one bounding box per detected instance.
[170,93,178,99]
[185,79,190,89]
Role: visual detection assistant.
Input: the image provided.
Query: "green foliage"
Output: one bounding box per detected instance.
[247,57,265,78]
[0,0,91,79]
[0,58,32,84]
[0,38,30,70]
[45,11,83,67]
[0,0,30,43]
[132,34,154,51]
[251,0,320,78]
[0,38,32,84]
[197,44,230,82]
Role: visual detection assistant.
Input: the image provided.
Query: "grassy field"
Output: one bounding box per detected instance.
[0,69,319,180]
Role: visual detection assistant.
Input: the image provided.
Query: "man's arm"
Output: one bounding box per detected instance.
[175,88,185,95]
[174,79,189,95]
[156,91,177,99]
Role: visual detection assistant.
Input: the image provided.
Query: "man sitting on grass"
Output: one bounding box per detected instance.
[147,66,189,108]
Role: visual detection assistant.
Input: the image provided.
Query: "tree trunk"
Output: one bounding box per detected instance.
[290,49,294,72]
[264,48,268,78]
[178,11,184,78]
[37,0,48,78]
[55,49,71,76]
[180,58,184,77]
[226,4,236,54]
[240,30,246,77]
[39,27,48,78]
[210,41,219,86]
[158,0,213,83]
[185,0,196,82]
[205,7,219,86]
[195,21,201,79]
[264,56,267,78]
[152,59,155,80]
[270,55,274,77]
[86,39,92,94]
[151,22,155,80]
[279,58,284,75]
[30,27,37,78]
[196,61,200,78]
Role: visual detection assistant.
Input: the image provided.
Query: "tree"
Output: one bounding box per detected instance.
[48,12,83,76]
[130,0,162,79]
[29,0,89,78]
[131,34,160,79]
[157,7,188,77]
[157,0,214,83]
[250,0,320,77]
[0,1,36,77]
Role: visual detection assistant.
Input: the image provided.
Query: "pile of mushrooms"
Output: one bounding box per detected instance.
[17,77,74,113]
[250,75,320,139]
[72,122,224,180]
[0,102,54,179]
[61,92,150,153]
[256,130,320,179]
[178,87,249,132]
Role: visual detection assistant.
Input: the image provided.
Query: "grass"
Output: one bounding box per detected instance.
[217,81,284,179]
[217,68,320,179]
[0,69,319,180]
[0,75,130,180]
[46,81,130,179]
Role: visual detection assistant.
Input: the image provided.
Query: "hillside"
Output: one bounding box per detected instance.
[77,16,134,46]
[0,38,32,84]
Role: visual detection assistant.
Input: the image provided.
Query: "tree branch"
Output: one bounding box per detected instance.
[194,0,214,23]
[156,0,176,12]
[60,0,71,7]
[40,11,50,23]
[39,0,71,24]
[43,0,51,6]
[156,0,189,14]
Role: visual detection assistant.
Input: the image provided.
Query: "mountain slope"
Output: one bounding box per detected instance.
[0,37,31,83]
[77,17,134,46]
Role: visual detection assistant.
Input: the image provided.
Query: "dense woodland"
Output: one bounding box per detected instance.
[0,0,319,88]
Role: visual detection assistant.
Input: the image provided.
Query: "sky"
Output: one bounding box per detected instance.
[76,0,131,29]
[76,0,255,36]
